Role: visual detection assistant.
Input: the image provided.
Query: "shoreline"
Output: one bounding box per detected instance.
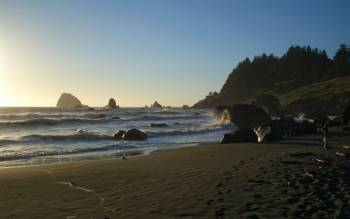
[0,127,349,218]
[0,142,203,168]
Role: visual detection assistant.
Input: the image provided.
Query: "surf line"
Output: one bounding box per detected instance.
[40,169,115,214]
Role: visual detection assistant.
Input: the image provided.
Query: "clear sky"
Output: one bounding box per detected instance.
[0,0,349,107]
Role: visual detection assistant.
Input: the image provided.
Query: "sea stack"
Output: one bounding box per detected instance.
[107,98,118,109]
[151,101,162,108]
[56,93,83,108]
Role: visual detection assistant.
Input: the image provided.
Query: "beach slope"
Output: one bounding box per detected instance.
[0,128,350,218]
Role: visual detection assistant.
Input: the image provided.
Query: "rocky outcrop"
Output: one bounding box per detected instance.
[182,105,190,109]
[217,104,271,129]
[56,93,83,108]
[107,98,118,109]
[343,103,350,126]
[252,95,281,116]
[114,130,126,140]
[113,129,147,140]
[151,101,162,108]
[220,129,257,144]
[123,129,147,140]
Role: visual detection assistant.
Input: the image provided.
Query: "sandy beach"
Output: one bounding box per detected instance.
[0,127,349,219]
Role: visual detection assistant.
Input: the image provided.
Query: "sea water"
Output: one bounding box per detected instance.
[0,107,235,166]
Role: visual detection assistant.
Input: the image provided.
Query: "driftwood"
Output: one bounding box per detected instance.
[343,145,350,149]
[336,152,345,156]
[315,158,326,163]
[305,172,315,178]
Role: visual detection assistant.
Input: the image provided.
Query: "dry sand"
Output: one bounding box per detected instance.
[0,127,350,218]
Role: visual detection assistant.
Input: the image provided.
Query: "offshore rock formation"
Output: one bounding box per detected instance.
[107,98,118,109]
[56,93,83,108]
[151,101,162,108]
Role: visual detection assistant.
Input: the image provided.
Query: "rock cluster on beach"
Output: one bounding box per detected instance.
[219,103,320,144]
[56,93,83,108]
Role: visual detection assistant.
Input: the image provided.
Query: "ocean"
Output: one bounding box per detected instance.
[0,107,235,166]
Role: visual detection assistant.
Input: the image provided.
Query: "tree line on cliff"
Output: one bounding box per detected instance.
[194,44,350,108]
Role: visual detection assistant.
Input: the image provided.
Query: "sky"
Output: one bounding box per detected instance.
[0,0,349,107]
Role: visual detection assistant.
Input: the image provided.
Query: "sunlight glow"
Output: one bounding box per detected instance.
[0,50,15,106]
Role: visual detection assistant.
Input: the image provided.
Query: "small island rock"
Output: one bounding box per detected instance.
[107,98,118,109]
[56,93,83,108]
[151,101,162,108]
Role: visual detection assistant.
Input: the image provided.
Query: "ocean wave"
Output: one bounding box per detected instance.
[0,113,118,121]
[127,114,208,122]
[0,118,113,128]
[0,144,138,162]
[147,123,235,138]
[20,133,113,142]
[0,133,114,146]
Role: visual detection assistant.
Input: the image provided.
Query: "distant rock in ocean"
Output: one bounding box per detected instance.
[151,101,162,108]
[56,93,83,108]
[182,105,190,109]
[107,98,118,109]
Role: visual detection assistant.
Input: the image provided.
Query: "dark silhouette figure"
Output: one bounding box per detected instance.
[321,118,330,149]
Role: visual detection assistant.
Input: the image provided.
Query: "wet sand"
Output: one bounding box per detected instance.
[0,127,349,218]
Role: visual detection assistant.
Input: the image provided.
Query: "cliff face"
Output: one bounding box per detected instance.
[56,93,83,108]
[193,44,350,115]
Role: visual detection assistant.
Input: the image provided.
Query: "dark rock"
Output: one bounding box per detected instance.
[252,95,281,116]
[343,103,350,126]
[217,104,271,129]
[151,101,162,108]
[123,129,147,141]
[344,122,350,132]
[174,122,181,125]
[220,129,257,144]
[56,93,83,108]
[294,120,317,134]
[114,130,126,140]
[150,123,168,127]
[193,112,200,116]
[107,98,118,109]
[182,105,190,109]
[267,117,316,138]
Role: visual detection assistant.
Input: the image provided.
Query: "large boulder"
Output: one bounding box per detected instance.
[217,104,271,129]
[114,130,126,140]
[107,98,118,109]
[221,129,257,144]
[151,101,162,108]
[252,95,281,116]
[123,129,147,141]
[56,93,83,108]
[343,103,350,126]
